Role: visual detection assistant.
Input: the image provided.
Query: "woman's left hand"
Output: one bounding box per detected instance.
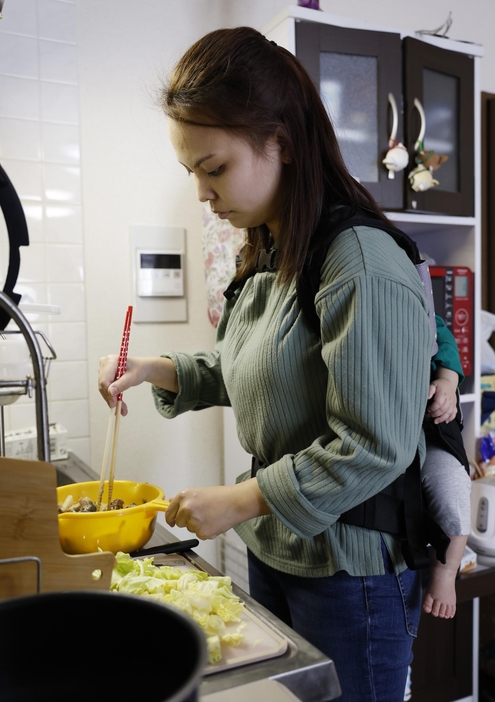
[165,479,271,540]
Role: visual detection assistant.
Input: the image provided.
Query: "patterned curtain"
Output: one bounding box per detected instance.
[201,204,244,328]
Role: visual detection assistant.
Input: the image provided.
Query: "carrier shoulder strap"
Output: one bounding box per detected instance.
[297,207,438,356]
[225,207,438,357]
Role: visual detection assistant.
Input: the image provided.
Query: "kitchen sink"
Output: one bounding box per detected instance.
[53,452,98,487]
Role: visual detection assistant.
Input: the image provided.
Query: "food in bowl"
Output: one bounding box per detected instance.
[57,480,170,555]
[57,493,145,513]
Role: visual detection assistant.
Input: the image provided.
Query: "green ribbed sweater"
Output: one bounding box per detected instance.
[152,226,433,577]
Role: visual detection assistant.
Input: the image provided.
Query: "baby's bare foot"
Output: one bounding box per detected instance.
[423,564,457,618]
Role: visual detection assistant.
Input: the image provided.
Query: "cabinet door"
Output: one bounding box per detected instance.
[403,38,474,216]
[482,92,495,312]
[295,21,403,210]
[411,599,473,701]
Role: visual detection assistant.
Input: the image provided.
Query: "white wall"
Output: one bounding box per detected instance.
[1,0,494,568]
[0,0,90,463]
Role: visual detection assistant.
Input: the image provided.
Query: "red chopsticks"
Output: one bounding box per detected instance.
[115,305,133,401]
[97,306,133,511]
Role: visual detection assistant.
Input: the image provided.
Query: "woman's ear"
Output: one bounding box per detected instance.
[278,142,292,164]
[274,127,292,163]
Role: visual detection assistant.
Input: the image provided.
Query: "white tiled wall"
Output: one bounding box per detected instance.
[0,0,90,464]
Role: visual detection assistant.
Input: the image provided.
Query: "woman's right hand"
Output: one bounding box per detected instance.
[98,355,179,415]
[98,355,148,415]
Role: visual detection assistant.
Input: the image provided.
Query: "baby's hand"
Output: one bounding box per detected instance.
[427,378,457,424]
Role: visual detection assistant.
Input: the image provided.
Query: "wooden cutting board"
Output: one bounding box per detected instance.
[0,457,115,600]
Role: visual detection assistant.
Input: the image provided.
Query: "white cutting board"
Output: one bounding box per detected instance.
[147,554,289,675]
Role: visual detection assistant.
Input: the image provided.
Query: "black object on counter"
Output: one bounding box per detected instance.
[0,590,206,702]
[130,538,199,558]
[0,164,30,330]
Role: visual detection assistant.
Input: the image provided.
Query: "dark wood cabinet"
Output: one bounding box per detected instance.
[292,17,476,216]
[410,564,495,702]
[482,92,495,314]
[403,38,475,216]
[295,21,403,210]
[411,599,473,701]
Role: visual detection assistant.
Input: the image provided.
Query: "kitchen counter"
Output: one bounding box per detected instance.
[54,454,341,701]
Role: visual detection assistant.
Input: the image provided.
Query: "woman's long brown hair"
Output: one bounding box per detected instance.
[161,26,389,284]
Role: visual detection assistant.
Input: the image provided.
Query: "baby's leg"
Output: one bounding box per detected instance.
[421,445,471,619]
[422,535,467,618]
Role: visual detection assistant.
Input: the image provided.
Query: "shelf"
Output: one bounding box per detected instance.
[460,393,476,404]
[266,5,484,57]
[384,217,477,269]
[386,212,476,227]
[386,214,476,244]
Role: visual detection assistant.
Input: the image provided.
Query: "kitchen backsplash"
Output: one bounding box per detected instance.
[0,0,90,465]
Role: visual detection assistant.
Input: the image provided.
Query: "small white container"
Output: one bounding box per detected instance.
[469,476,495,557]
[0,335,33,406]
[4,423,68,461]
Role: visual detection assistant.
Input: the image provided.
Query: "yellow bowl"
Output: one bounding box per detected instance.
[57,480,170,555]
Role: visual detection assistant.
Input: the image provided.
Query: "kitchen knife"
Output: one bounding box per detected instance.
[129,538,199,558]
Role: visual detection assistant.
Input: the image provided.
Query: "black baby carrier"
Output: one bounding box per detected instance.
[224,206,470,570]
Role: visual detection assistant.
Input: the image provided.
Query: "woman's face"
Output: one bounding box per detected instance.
[169,121,286,238]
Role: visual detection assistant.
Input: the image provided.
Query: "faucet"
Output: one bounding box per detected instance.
[0,292,50,461]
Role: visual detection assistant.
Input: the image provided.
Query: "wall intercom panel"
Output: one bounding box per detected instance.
[130,225,187,323]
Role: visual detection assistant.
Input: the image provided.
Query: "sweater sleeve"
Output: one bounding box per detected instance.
[151,350,231,417]
[151,297,236,417]
[257,269,432,540]
[431,313,465,384]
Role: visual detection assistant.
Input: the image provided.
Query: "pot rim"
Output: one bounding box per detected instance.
[0,590,207,702]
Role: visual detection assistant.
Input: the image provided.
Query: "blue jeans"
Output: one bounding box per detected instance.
[247,539,421,702]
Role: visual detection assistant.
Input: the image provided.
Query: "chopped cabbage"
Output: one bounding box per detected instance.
[206,636,222,664]
[111,551,246,664]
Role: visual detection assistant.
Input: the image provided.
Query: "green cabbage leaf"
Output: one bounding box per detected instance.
[111,551,246,664]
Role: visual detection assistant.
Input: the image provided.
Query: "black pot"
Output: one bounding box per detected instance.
[0,590,207,702]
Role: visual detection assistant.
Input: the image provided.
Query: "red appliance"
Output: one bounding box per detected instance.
[430,265,474,377]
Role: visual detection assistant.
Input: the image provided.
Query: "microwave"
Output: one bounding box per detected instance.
[429,265,473,377]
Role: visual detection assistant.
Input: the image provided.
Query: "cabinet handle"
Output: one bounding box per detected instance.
[387,93,399,148]
[382,94,408,179]
[413,98,426,152]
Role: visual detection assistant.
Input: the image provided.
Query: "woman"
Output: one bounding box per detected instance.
[99,27,433,701]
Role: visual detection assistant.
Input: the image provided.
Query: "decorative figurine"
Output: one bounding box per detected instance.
[382,93,409,179]
[408,164,440,193]
[408,98,448,193]
[416,149,448,172]
[297,0,320,8]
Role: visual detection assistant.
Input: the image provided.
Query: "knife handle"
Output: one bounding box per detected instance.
[129,539,199,558]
